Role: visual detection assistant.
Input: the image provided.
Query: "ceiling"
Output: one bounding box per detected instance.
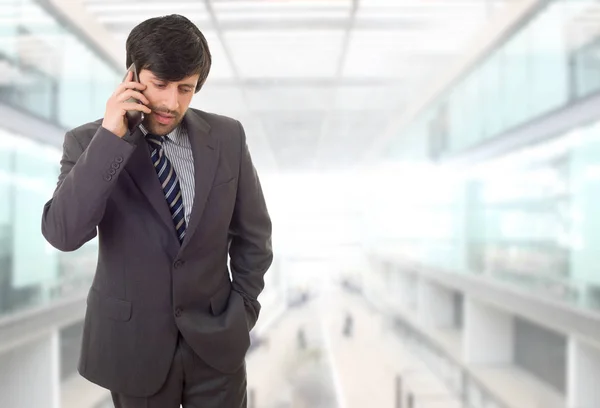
[80,0,515,173]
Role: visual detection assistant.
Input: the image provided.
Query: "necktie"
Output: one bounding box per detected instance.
[146,134,187,243]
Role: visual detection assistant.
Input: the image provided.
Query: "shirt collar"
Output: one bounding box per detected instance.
[139,123,184,145]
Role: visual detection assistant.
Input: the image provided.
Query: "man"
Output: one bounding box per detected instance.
[41,14,273,408]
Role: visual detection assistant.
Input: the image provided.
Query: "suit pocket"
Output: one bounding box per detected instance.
[210,282,232,316]
[212,176,236,189]
[87,287,132,322]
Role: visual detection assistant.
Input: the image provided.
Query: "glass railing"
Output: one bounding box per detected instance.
[0,128,98,319]
[0,0,121,319]
[367,117,600,313]
[387,0,600,160]
[392,316,510,408]
[351,281,510,408]
[0,0,120,130]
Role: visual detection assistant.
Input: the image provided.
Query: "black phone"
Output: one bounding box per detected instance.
[123,63,144,131]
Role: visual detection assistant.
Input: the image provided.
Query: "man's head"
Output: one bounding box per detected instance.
[126,14,211,135]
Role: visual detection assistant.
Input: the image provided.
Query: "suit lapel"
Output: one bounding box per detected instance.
[180,111,218,252]
[125,127,179,243]
[123,111,218,251]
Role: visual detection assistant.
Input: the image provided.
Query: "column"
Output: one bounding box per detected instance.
[417,279,455,328]
[567,337,600,408]
[0,330,60,408]
[463,297,514,364]
[396,270,415,311]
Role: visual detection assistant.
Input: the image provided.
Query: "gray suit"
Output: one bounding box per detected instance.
[41,109,273,400]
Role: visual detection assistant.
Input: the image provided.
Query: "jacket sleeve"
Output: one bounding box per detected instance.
[41,126,137,251]
[229,120,273,330]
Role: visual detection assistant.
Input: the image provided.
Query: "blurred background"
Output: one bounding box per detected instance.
[1,0,600,407]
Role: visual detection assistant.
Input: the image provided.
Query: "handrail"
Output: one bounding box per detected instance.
[346,286,512,408]
[0,291,87,355]
[390,313,512,408]
[372,253,600,345]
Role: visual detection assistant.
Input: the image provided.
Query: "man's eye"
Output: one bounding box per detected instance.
[154,83,166,88]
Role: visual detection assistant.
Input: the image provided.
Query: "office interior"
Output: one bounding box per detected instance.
[1,0,599,407]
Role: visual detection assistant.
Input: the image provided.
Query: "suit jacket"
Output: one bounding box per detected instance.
[41,108,273,397]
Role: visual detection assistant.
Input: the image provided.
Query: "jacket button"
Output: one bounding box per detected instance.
[103,174,112,182]
[111,162,120,169]
[115,156,124,163]
[174,308,182,317]
[174,260,184,269]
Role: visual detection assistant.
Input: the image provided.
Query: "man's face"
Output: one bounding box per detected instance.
[138,69,200,136]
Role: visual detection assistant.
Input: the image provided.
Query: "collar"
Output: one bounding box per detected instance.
[139,123,185,145]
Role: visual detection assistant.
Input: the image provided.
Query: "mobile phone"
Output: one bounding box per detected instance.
[123,63,144,131]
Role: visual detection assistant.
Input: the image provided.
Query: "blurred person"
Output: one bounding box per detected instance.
[297,326,307,350]
[41,14,272,408]
[343,312,353,338]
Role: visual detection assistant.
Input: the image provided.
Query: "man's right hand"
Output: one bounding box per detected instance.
[101,70,152,138]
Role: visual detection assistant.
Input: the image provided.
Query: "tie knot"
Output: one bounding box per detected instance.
[146,134,164,150]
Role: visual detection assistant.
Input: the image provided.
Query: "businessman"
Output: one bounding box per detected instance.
[41,14,273,408]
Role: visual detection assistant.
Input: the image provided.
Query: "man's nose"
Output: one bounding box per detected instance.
[164,88,179,111]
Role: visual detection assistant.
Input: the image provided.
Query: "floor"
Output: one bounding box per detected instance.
[247,283,461,408]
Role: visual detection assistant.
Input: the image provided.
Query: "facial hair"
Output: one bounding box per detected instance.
[142,105,182,136]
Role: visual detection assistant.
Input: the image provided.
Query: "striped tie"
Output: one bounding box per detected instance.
[146,134,186,243]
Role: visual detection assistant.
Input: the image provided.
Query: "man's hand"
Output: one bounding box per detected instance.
[101,70,152,138]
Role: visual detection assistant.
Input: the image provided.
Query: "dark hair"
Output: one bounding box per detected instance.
[126,14,211,93]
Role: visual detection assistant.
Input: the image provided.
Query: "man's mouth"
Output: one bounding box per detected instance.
[154,112,176,125]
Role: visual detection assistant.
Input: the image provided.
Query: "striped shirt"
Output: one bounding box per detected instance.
[140,124,195,225]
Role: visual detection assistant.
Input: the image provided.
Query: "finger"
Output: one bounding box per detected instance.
[117,89,150,105]
[124,80,147,90]
[115,80,147,95]
[121,102,152,114]
[113,71,135,97]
